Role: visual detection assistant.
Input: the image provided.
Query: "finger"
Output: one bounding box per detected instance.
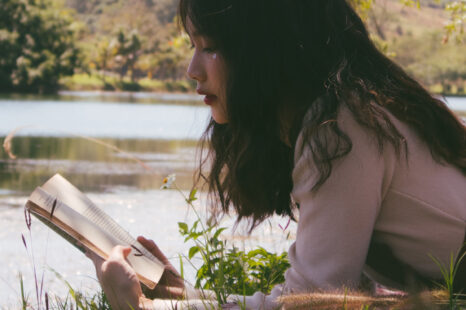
[86,250,104,267]
[85,250,105,281]
[160,269,185,287]
[137,236,157,253]
[84,248,92,259]
[121,246,132,259]
[137,236,169,264]
[109,245,131,261]
[137,235,150,246]
[150,285,185,299]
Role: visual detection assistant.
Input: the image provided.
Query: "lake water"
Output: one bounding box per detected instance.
[0,92,297,309]
[0,92,464,308]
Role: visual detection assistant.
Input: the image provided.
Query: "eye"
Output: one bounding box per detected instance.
[203,47,217,53]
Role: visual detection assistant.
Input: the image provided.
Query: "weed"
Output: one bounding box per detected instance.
[430,250,466,309]
[162,176,290,307]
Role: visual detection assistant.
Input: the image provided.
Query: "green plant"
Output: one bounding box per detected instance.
[161,176,290,306]
[179,219,290,298]
[430,250,466,309]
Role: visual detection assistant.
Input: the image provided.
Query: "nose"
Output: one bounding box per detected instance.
[187,50,205,82]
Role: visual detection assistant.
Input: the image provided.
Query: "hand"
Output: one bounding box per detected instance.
[87,246,142,310]
[137,236,186,299]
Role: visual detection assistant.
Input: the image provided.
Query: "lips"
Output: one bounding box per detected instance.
[197,89,217,105]
[203,95,217,105]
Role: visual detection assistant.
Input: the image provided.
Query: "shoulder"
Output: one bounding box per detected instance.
[292,102,397,199]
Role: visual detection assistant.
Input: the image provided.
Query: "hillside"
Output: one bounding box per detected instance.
[365,0,465,93]
[61,0,465,94]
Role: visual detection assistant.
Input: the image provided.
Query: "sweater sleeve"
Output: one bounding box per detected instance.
[236,107,394,309]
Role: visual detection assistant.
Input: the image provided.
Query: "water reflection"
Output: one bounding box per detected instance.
[0,91,203,105]
[0,136,200,194]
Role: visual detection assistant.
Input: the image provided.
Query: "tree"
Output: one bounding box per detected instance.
[0,0,82,93]
[113,29,142,82]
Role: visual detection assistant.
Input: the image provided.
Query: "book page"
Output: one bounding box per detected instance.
[28,176,164,288]
[41,174,159,262]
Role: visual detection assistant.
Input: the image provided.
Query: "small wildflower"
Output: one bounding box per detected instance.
[160,174,176,189]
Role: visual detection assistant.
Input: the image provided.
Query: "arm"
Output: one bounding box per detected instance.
[285,109,387,290]
[238,107,392,309]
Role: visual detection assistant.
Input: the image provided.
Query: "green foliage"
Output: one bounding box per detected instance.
[73,0,190,83]
[160,179,290,306]
[350,0,375,19]
[172,187,289,306]
[0,0,82,93]
[179,219,290,305]
[444,0,465,43]
[113,29,142,82]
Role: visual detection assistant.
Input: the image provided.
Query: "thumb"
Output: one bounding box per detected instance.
[110,245,132,261]
[121,246,132,259]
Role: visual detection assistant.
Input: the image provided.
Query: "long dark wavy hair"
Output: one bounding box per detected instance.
[179,0,466,229]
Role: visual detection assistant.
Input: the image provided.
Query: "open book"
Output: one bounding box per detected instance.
[25,174,164,289]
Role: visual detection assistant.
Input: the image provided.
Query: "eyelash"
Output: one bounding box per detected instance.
[203,47,216,53]
[190,43,216,54]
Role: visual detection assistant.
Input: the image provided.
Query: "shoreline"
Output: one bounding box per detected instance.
[1,89,465,99]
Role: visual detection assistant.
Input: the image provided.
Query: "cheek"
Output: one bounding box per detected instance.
[213,57,227,92]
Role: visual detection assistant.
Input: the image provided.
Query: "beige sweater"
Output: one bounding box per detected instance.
[148,105,465,310]
[235,105,466,309]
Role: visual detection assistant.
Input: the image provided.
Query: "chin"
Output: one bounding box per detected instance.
[211,109,228,124]
[212,116,228,124]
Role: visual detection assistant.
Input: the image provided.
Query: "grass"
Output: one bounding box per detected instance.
[430,251,466,309]
[19,209,112,310]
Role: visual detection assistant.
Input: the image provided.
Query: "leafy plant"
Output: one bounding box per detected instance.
[0,0,82,93]
[179,220,290,298]
[162,177,290,306]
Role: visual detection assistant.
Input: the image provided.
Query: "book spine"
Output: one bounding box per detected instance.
[30,210,87,254]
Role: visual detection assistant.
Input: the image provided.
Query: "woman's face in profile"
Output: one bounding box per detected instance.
[186,18,228,124]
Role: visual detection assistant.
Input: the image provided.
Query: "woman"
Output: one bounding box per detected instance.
[89,0,466,309]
